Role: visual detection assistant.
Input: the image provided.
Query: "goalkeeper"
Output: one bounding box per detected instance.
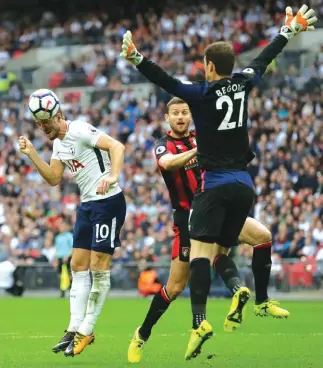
[121,4,318,362]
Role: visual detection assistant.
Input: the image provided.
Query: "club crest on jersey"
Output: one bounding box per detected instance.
[182,247,190,258]
[156,146,166,155]
[88,126,99,135]
[191,137,196,146]
[68,145,75,155]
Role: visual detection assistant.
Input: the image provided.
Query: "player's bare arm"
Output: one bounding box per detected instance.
[95,134,125,195]
[19,136,64,186]
[159,148,196,171]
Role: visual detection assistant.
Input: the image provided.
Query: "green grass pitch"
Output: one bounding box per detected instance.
[1,298,322,368]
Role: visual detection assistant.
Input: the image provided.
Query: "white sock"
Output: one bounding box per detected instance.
[67,270,91,332]
[77,270,111,336]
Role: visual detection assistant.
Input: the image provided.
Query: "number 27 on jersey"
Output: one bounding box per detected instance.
[217,91,245,131]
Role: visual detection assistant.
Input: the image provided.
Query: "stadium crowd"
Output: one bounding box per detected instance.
[0,1,323,292]
[2,1,323,87]
[50,1,323,88]
[52,1,277,87]
[1,1,278,58]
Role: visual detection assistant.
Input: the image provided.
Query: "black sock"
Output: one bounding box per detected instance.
[252,243,272,304]
[213,255,242,294]
[190,258,211,329]
[139,286,172,340]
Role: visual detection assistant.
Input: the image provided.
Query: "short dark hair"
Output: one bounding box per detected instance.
[204,41,235,76]
[166,97,187,112]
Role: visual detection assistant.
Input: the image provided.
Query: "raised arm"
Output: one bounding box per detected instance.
[245,35,288,80]
[236,5,317,84]
[120,31,206,101]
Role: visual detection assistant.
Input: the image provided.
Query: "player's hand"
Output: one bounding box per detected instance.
[280,5,317,40]
[187,157,197,166]
[96,175,117,195]
[187,148,197,166]
[18,136,35,157]
[120,30,143,66]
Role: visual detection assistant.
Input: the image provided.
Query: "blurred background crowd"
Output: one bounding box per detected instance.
[0,0,322,88]
[0,0,322,295]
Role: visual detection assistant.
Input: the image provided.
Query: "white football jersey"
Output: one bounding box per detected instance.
[51,120,122,202]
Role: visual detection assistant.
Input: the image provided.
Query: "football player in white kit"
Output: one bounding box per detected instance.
[19,95,126,357]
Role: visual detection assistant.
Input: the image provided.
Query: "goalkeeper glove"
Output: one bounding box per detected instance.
[120,30,143,66]
[280,4,317,40]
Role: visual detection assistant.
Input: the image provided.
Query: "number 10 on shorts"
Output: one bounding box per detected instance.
[95,219,116,247]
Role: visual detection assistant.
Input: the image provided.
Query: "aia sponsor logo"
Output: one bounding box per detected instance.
[67,159,84,173]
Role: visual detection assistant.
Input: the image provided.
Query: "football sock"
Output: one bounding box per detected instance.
[139,286,173,341]
[252,242,272,304]
[213,255,242,294]
[67,270,91,332]
[78,270,111,336]
[190,258,210,329]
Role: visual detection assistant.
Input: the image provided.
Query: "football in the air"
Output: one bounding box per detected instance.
[28,89,60,120]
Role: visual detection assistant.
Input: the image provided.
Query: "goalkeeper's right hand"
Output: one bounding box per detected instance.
[120,30,143,66]
[280,4,317,40]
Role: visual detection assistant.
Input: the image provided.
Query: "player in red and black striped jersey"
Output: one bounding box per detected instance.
[154,103,198,264]
[155,130,198,212]
[128,97,289,363]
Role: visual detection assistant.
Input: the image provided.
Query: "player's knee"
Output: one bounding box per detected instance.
[70,250,90,271]
[255,228,272,246]
[166,281,186,299]
[90,251,111,271]
[70,257,89,272]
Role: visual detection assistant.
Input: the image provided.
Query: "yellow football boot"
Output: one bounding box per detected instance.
[64,332,95,357]
[254,300,290,318]
[184,320,213,361]
[224,286,251,332]
[128,327,145,363]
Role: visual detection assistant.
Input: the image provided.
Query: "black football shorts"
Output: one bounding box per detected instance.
[172,210,190,262]
[189,182,255,248]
